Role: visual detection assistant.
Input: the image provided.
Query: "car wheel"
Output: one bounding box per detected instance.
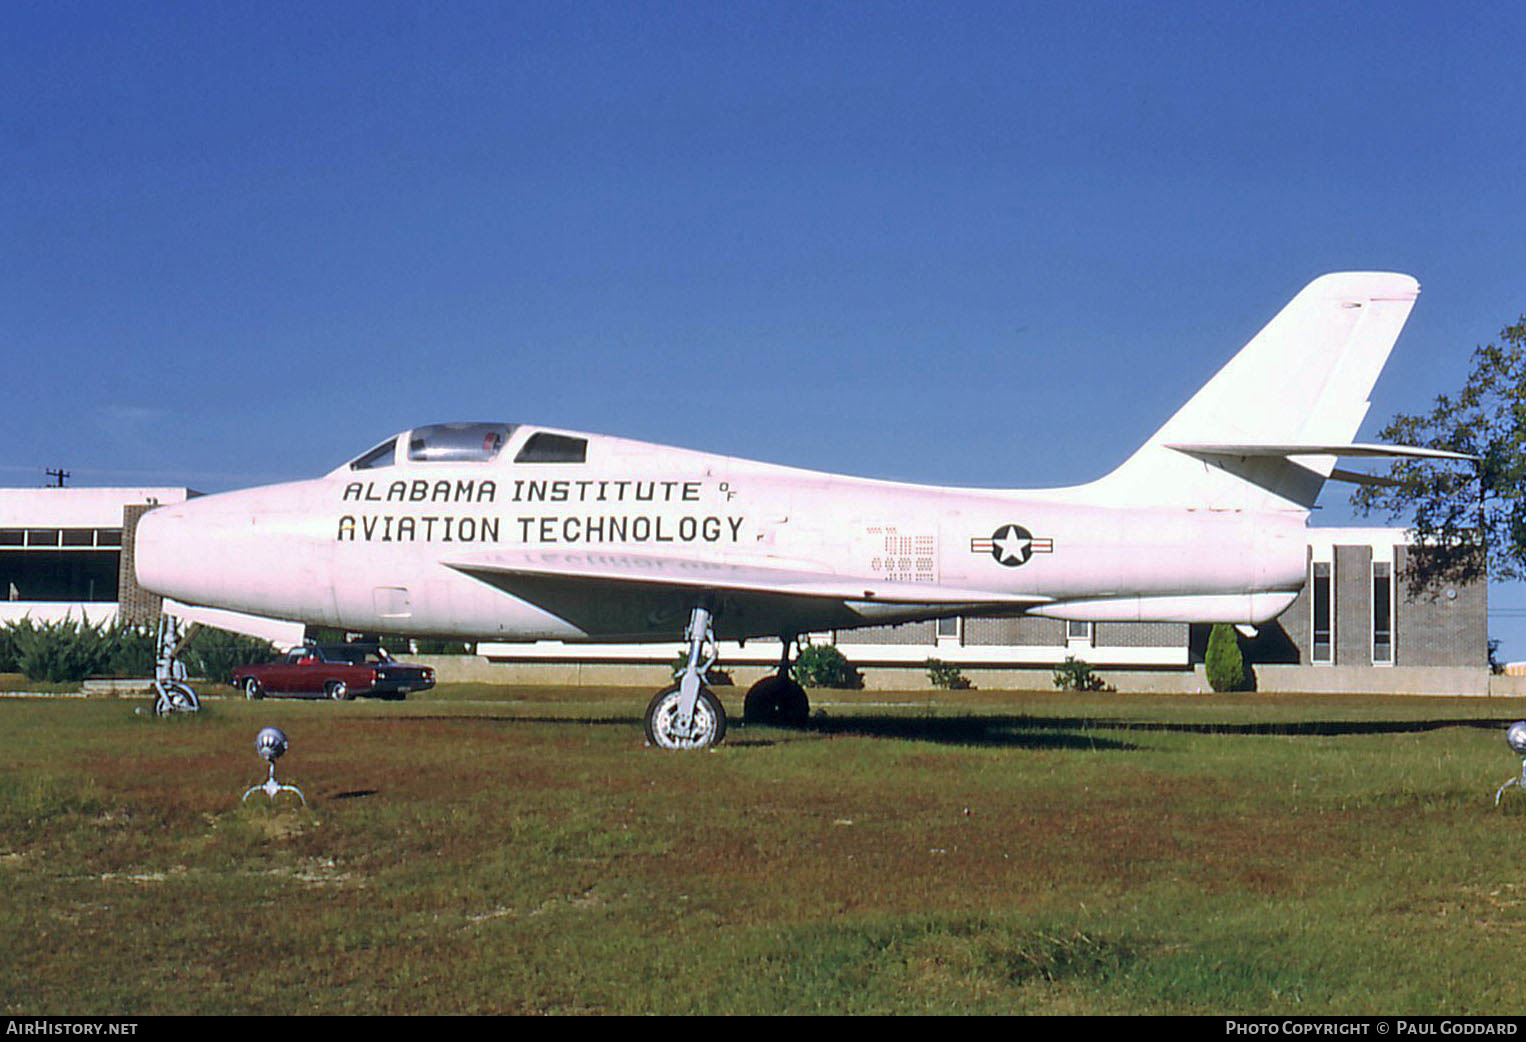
[242,677,263,700]
[326,680,351,701]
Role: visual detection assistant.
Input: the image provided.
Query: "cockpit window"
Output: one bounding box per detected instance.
[515,432,588,464]
[407,423,517,463]
[349,437,398,470]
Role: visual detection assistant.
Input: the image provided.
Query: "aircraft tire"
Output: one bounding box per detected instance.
[154,681,200,716]
[645,684,727,750]
[743,675,810,727]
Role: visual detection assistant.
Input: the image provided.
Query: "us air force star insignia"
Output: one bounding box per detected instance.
[969,524,1054,567]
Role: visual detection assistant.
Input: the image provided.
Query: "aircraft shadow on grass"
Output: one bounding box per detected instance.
[389,711,1511,753]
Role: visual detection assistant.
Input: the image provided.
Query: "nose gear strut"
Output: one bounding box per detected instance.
[152,613,201,717]
[644,604,727,750]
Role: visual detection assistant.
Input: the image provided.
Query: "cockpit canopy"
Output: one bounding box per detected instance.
[346,423,589,470]
[408,422,514,463]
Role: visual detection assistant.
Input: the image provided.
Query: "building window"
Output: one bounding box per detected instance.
[1312,561,1333,664]
[1372,560,1394,665]
[935,616,961,644]
[0,551,120,602]
[1066,620,1093,645]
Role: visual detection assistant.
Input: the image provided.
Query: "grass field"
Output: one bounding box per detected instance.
[5,682,1526,1015]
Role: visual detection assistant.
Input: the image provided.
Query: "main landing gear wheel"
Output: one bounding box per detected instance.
[645,684,727,750]
[743,674,810,727]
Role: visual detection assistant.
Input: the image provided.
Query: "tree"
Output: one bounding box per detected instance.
[1205,623,1246,693]
[1351,316,1526,588]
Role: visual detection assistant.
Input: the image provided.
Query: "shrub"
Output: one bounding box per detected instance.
[1205,623,1246,692]
[187,627,277,685]
[792,644,862,689]
[925,658,973,690]
[105,622,157,678]
[8,617,115,683]
[411,638,475,655]
[1052,656,1109,692]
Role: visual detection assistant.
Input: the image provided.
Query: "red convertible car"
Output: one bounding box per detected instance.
[233,644,436,701]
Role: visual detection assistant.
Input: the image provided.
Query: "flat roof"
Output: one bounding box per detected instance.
[0,487,195,528]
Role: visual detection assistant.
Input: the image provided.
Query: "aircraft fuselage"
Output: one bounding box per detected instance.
[135,429,1307,642]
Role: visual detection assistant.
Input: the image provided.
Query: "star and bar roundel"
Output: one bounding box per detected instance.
[970,523,1054,567]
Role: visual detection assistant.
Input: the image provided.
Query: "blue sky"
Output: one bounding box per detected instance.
[6,3,1526,653]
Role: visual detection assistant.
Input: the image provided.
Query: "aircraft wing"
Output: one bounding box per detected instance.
[444,549,1047,607]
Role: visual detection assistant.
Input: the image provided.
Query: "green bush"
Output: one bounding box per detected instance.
[105,622,157,678]
[0,625,16,673]
[187,627,277,685]
[1205,623,1246,692]
[925,658,973,690]
[8,617,115,683]
[410,638,475,655]
[1052,656,1109,692]
[792,644,862,689]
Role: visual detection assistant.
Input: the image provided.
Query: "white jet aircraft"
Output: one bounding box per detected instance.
[135,272,1469,748]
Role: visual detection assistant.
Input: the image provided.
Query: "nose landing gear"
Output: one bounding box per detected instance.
[152,613,201,717]
[645,605,727,750]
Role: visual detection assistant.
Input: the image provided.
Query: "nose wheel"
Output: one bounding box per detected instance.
[645,684,727,749]
[646,604,728,750]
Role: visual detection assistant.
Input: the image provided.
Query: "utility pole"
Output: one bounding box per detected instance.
[44,468,70,488]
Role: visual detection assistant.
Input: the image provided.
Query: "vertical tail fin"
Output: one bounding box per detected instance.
[1081,272,1421,513]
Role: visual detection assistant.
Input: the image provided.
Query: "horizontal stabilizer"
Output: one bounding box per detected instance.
[1166,442,1476,461]
[1326,467,1400,488]
[446,550,1047,608]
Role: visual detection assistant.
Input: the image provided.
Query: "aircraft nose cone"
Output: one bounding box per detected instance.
[129,481,330,619]
[133,503,191,599]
